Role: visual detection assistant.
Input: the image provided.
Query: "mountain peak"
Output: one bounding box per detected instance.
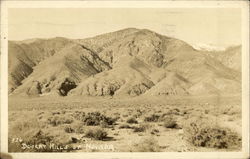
[191,43,227,52]
[8,28,241,97]
[117,27,139,32]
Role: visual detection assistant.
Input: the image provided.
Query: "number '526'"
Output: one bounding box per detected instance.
[11,137,23,143]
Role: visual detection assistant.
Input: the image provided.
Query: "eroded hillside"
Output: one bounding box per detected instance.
[8,28,242,97]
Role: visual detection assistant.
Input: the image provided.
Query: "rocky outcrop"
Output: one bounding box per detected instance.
[26,81,42,96]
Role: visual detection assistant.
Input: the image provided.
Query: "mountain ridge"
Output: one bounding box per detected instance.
[8,28,241,97]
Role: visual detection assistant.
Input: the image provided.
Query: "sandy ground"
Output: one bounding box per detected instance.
[8,95,242,152]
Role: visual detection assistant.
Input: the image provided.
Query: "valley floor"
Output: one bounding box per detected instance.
[8,95,242,152]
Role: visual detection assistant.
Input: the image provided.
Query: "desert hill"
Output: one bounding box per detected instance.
[202,46,241,71]
[8,37,73,93]
[8,28,241,97]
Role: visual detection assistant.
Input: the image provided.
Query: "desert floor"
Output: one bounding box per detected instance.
[8,95,242,152]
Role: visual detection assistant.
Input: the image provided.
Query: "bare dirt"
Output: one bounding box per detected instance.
[8,95,242,152]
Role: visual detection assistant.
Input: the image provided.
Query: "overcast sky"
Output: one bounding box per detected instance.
[8,8,241,47]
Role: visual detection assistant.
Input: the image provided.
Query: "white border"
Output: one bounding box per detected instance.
[1,1,249,159]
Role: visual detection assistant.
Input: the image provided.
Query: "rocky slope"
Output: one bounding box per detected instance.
[203,46,241,71]
[8,28,242,97]
[8,37,73,93]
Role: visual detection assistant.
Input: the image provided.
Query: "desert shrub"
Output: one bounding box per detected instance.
[64,126,75,133]
[61,110,66,114]
[133,137,160,152]
[64,118,73,124]
[136,108,143,114]
[119,124,132,129]
[184,121,241,149]
[173,108,180,112]
[144,114,160,122]
[47,115,74,126]
[83,112,116,126]
[133,109,143,118]
[74,126,85,134]
[85,127,108,140]
[150,129,160,135]
[72,111,85,121]
[165,109,180,115]
[70,121,85,134]
[100,121,108,128]
[28,130,53,147]
[133,126,145,132]
[133,113,140,118]
[163,116,178,128]
[122,114,129,118]
[71,137,78,143]
[133,123,151,132]
[113,112,121,119]
[204,109,209,114]
[126,117,138,124]
[52,111,60,115]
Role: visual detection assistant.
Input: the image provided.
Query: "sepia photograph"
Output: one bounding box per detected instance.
[1,1,249,159]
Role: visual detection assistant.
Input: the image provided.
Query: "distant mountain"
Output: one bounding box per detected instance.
[191,43,226,52]
[8,28,241,97]
[203,46,241,71]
